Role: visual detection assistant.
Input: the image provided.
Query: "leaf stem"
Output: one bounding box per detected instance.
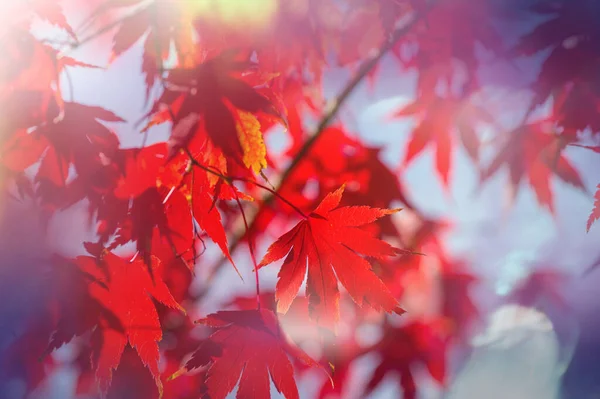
[182,147,309,219]
[232,192,261,310]
[183,146,263,306]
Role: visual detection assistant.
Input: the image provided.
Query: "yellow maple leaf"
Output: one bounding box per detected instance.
[236,111,267,174]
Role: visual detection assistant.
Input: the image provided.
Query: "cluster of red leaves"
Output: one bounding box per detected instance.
[1,0,599,398]
[509,0,600,223]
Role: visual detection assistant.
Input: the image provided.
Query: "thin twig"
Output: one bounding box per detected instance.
[57,3,153,58]
[182,147,309,219]
[181,150,244,280]
[232,192,262,310]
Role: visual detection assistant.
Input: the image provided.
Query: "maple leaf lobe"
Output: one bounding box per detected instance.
[587,184,600,232]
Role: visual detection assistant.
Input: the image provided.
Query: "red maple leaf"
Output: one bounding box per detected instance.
[1,125,50,173]
[377,217,478,341]
[173,309,323,399]
[512,3,599,97]
[480,119,585,212]
[313,334,368,399]
[227,292,325,348]
[258,185,407,330]
[277,126,373,214]
[391,95,493,186]
[45,255,125,354]
[178,141,255,271]
[145,51,276,166]
[104,146,194,270]
[113,143,172,199]
[1,29,100,129]
[182,169,236,267]
[509,2,600,139]
[342,146,416,235]
[587,184,600,232]
[508,268,570,310]
[552,83,600,138]
[396,0,501,93]
[155,309,205,399]
[4,0,76,39]
[337,4,385,67]
[104,347,165,399]
[245,0,341,90]
[1,325,58,396]
[32,0,77,39]
[364,320,448,399]
[12,103,124,188]
[263,75,323,155]
[110,141,246,274]
[438,259,480,342]
[0,90,55,149]
[72,248,184,396]
[99,0,198,97]
[110,186,195,274]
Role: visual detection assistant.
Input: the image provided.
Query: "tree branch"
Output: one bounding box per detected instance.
[202,5,432,285]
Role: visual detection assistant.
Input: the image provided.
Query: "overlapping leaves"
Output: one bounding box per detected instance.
[47,247,183,397]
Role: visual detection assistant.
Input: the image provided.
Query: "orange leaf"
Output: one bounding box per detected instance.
[235,110,267,174]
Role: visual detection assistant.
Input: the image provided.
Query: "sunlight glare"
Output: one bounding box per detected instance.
[190,0,279,32]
